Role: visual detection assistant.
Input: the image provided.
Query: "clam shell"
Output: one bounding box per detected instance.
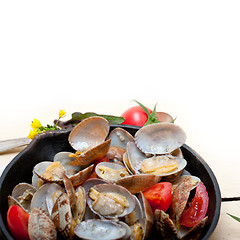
[95,162,130,183]
[34,161,65,183]
[28,207,57,240]
[124,195,144,226]
[70,164,94,186]
[74,219,127,240]
[138,192,154,238]
[140,155,187,179]
[154,209,180,240]
[87,183,136,219]
[125,141,146,174]
[51,192,74,239]
[107,127,134,149]
[68,116,110,151]
[45,183,64,215]
[8,182,36,213]
[116,174,161,195]
[31,183,52,212]
[135,123,186,155]
[170,175,192,227]
[53,151,81,176]
[70,139,111,166]
[107,145,126,163]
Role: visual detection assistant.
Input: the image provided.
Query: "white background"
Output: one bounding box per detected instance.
[1,1,240,197]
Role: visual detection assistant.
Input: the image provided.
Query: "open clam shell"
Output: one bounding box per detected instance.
[125,141,146,174]
[8,182,37,214]
[53,151,81,176]
[95,162,130,183]
[34,161,65,183]
[140,155,187,180]
[68,116,110,152]
[135,122,186,155]
[107,127,134,149]
[74,219,127,240]
[87,183,136,219]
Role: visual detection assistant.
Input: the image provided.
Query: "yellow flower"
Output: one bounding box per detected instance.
[59,110,66,119]
[31,119,42,129]
[27,128,38,139]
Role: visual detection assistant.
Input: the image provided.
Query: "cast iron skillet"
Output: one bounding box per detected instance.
[0,125,221,240]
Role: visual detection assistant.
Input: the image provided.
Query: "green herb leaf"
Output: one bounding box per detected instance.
[71,112,125,124]
[133,100,160,126]
[227,213,240,222]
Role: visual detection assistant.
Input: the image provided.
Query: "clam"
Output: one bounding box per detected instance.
[107,146,126,163]
[51,192,75,239]
[154,209,208,240]
[28,207,57,240]
[138,191,154,239]
[31,183,52,212]
[107,127,134,149]
[45,183,64,215]
[116,174,161,195]
[68,116,111,166]
[170,175,193,228]
[87,183,136,219]
[135,122,186,155]
[140,155,187,182]
[33,160,94,186]
[74,219,127,240]
[8,183,37,214]
[125,142,186,183]
[53,151,81,175]
[95,162,130,183]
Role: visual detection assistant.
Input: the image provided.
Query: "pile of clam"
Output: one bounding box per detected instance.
[8,116,208,240]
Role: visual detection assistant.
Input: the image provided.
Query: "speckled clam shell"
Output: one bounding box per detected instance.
[134,122,186,155]
[68,116,110,151]
[28,207,57,240]
[51,192,74,240]
[154,209,180,240]
[170,175,193,227]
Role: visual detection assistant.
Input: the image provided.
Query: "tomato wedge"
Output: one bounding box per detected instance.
[143,182,172,212]
[7,205,30,240]
[180,181,209,227]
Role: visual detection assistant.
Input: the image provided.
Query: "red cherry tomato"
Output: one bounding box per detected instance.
[7,205,30,240]
[121,106,152,127]
[143,182,172,212]
[180,181,209,227]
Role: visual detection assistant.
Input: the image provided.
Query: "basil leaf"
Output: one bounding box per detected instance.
[71,112,124,124]
[227,213,240,222]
